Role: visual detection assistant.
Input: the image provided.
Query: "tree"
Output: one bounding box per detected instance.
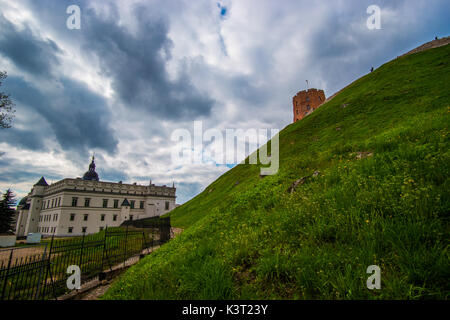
[0,189,16,234]
[0,71,15,129]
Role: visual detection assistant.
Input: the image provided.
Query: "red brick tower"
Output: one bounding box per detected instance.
[293,88,326,122]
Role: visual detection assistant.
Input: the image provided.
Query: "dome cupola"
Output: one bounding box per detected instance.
[82,156,100,181]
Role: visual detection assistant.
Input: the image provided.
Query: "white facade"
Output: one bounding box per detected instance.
[16,168,176,237]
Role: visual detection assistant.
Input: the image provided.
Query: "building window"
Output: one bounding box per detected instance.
[53,214,58,221]
[113,215,117,221]
[101,214,105,221]
[130,215,133,221]
[68,227,73,234]
[58,197,61,207]
[103,199,108,208]
[72,197,78,207]
[84,214,89,221]
[99,227,104,231]
[51,199,54,207]
[82,227,87,233]
[130,200,135,209]
[70,213,75,221]
[84,198,91,207]
[306,105,311,111]
[306,96,310,102]
[165,201,170,210]
[140,201,144,209]
[113,199,119,208]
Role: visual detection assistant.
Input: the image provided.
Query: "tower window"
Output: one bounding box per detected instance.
[113,199,119,208]
[84,198,91,207]
[103,199,108,208]
[72,197,78,207]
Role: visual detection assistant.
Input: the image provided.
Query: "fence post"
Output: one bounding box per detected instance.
[141,231,146,257]
[42,234,55,299]
[34,244,48,300]
[101,226,108,271]
[98,226,108,281]
[1,249,13,300]
[151,227,154,251]
[123,225,128,267]
[79,231,85,268]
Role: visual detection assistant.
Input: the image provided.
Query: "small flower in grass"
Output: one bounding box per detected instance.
[365,219,370,224]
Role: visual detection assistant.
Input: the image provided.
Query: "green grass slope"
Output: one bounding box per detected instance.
[103,44,450,299]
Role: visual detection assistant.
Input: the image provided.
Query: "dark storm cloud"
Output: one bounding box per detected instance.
[0,13,61,76]
[79,5,215,120]
[0,11,118,155]
[4,76,118,154]
[0,155,60,184]
[0,127,47,151]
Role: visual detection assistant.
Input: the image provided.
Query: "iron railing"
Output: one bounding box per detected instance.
[0,220,171,300]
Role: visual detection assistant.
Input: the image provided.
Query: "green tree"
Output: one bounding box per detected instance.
[0,71,15,129]
[0,189,16,234]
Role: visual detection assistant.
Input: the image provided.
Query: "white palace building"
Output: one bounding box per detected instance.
[15,157,177,237]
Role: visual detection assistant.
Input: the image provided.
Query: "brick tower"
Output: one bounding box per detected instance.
[293,88,326,122]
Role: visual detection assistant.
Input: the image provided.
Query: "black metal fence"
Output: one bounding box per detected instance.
[0,220,172,300]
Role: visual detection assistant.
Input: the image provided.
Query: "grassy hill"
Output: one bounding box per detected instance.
[103,44,449,299]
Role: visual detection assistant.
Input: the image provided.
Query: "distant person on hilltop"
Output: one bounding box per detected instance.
[370,67,374,72]
[435,36,438,40]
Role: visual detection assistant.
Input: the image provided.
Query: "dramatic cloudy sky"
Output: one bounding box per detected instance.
[0,0,449,204]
